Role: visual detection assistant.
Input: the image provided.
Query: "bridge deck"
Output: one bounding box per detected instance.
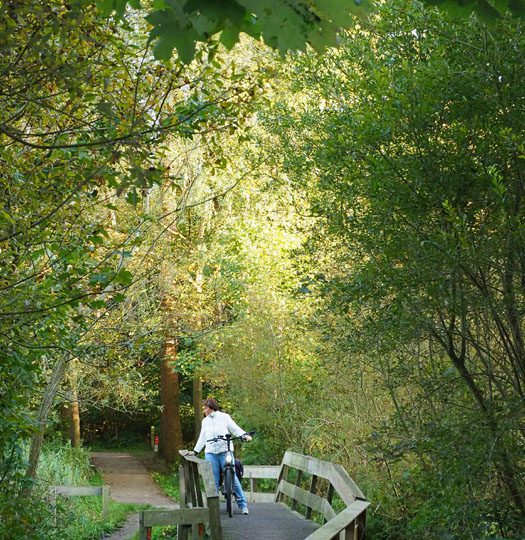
[220,502,319,540]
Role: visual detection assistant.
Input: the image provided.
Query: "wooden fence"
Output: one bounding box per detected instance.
[242,465,280,502]
[50,485,110,520]
[139,450,221,540]
[275,451,369,540]
[138,450,369,540]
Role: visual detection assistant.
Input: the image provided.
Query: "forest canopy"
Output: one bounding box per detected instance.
[1,0,524,539]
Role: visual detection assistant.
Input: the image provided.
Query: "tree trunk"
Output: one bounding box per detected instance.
[160,338,183,464]
[69,360,81,447]
[25,355,68,482]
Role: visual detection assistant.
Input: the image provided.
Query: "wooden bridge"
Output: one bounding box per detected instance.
[139,450,370,540]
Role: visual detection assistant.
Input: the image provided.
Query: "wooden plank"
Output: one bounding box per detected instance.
[197,460,218,497]
[282,452,334,480]
[139,513,148,540]
[242,466,280,479]
[219,502,319,540]
[179,450,217,498]
[304,501,370,540]
[178,525,190,540]
[187,463,198,507]
[193,462,204,508]
[53,486,103,496]
[331,464,365,502]
[141,508,209,527]
[282,452,363,507]
[355,508,366,540]
[277,480,335,521]
[179,463,188,509]
[250,492,278,503]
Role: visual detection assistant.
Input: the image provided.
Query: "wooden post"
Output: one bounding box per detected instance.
[356,508,366,540]
[178,463,189,540]
[344,519,355,540]
[276,464,289,503]
[179,463,188,508]
[325,483,335,524]
[207,495,222,540]
[291,470,304,512]
[139,512,148,540]
[193,462,204,508]
[306,475,318,520]
[101,485,110,521]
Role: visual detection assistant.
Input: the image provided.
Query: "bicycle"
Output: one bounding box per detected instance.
[206,430,255,517]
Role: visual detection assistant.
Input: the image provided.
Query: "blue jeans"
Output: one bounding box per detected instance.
[205,452,247,510]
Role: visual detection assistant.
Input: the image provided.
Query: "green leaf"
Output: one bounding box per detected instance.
[88,299,107,309]
[126,189,139,206]
[114,268,133,286]
[314,0,371,25]
[153,25,198,62]
[115,0,128,18]
[509,0,525,17]
[220,23,241,49]
[89,271,113,286]
[96,0,114,16]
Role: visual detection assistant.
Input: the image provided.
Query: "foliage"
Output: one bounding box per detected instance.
[256,1,525,536]
[3,0,525,536]
[0,439,140,539]
[96,0,525,64]
[0,0,267,518]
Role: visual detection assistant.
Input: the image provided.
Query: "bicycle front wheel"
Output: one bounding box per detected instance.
[224,467,234,517]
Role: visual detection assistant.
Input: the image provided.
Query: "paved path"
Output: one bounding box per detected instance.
[91,451,177,540]
[220,502,319,540]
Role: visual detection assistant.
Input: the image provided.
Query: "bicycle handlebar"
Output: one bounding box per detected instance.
[206,430,255,443]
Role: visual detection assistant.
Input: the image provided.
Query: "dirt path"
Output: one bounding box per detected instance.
[91,451,178,540]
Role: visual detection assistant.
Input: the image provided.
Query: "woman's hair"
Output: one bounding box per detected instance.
[204,398,219,411]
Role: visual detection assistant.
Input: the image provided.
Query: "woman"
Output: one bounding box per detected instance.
[189,398,252,515]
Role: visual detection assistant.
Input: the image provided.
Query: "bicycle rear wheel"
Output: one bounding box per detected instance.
[224,467,234,517]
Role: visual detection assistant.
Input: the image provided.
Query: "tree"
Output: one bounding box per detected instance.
[0,0,267,505]
[256,1,525,535]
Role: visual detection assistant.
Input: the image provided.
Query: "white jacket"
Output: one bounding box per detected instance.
[194,411,246,454]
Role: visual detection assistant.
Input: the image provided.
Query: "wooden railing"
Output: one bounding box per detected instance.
[139,450,369,540]
[50,485,110,520]
[242,465,280,502]
[275,451,370,540]
[139,450,221,540]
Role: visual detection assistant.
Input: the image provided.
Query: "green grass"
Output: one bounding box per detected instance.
[36,439,147,539]
[58,497,146,540]
[152,470,180,502]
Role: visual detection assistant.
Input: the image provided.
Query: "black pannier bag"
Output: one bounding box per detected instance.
[235,458,244,480]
